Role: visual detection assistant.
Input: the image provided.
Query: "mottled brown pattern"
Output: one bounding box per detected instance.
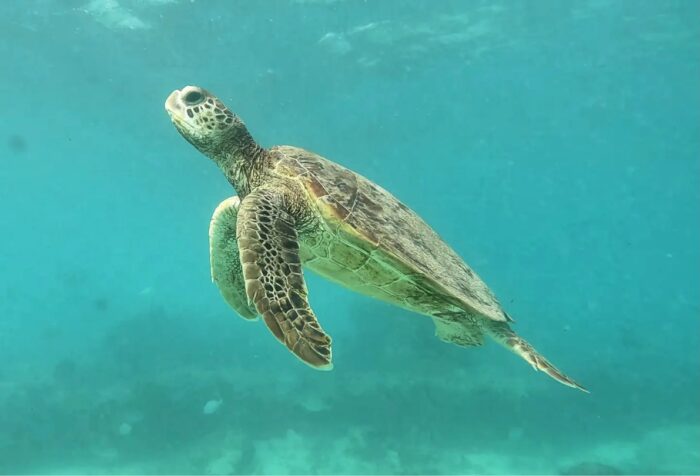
[237,186,333,369]
[272,145,509,323]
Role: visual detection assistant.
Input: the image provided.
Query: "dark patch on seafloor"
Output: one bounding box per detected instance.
[7,134,27,154]
[559,461,624,475]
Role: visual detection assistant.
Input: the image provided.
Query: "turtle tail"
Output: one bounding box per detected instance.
[484,320,589,393]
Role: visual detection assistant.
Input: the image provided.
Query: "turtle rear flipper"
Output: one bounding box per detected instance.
[433,317,484,347]
[237,185,333,370]
[485,320,588,393]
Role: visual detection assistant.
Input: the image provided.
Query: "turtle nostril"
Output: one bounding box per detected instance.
[183,90,204,105]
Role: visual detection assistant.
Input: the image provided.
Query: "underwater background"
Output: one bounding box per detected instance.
[1,0,699,474]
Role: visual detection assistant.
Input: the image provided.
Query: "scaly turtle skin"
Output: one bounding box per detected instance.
[165,86,587,392]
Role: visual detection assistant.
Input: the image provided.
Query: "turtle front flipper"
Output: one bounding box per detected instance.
[485,320,588,393]
[209,196,258,320]
[237,186,333,370]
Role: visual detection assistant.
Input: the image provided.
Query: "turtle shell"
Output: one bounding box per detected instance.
[272,145,510,323]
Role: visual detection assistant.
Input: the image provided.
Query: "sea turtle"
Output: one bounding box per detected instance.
[165,85,587,392]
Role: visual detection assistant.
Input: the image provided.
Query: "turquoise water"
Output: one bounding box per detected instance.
[1,0,699,474]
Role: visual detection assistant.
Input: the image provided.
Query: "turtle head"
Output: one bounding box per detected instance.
[165,86,253,161]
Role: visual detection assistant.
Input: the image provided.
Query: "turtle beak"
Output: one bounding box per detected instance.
[165,89,182,117]
[165,89,190,132]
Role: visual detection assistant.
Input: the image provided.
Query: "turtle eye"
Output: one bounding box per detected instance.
[184,90,204,105]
